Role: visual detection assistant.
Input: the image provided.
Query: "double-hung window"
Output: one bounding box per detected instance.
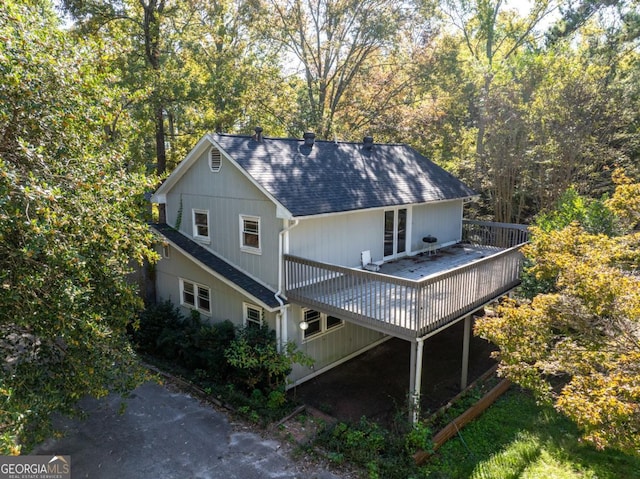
[193,209,210,242]
[240,215,261,254]
[302,309,344,341]
[243,303,263,327]
[180,279,211,315]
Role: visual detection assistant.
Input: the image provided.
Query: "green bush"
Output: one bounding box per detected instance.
[130,302,237,380]
[130,300,185,356]
[224,324,313,393]
[189,319,236,381]
[131,301,313,421]
[316,416,431,479]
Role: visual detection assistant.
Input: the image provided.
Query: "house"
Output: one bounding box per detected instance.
[151,128,528,418]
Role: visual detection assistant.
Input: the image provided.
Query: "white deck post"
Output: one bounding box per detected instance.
[409,339,424,424]
[461,315,471,390]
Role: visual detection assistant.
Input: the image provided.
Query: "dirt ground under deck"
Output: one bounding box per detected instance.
[290,319,497,427]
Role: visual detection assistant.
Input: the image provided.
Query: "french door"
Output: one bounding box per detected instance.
[384,208,407,260]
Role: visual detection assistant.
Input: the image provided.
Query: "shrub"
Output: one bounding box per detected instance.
[131,302,237,380]
[316,416,429,479]
[132,301,312,408]
[130,300,185,356]
[224,324,313,393]
[189,319,236,381]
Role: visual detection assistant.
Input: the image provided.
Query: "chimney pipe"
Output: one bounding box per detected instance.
[363,136,374,151]
[254,126,263,142]
[303,131,316,147]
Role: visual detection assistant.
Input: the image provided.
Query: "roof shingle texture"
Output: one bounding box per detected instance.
[213,134,476,217]
[151,223,285,310]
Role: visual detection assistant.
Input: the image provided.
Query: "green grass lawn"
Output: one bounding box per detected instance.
[421,389,640,479]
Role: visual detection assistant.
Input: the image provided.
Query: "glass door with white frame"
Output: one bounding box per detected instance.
[384,208,407,260]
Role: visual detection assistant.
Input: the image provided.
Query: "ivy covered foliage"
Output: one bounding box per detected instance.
[0,1,157,453]
[476,171,640,455]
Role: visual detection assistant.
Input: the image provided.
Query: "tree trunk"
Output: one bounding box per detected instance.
[155,104,167,175]
[475,73,492,190]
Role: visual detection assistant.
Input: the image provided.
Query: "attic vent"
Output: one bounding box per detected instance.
[209,147,222,172]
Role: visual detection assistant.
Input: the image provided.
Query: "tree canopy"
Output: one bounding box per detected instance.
[0,0,157,453]
[476,172,640,454]
[2,0,640,455]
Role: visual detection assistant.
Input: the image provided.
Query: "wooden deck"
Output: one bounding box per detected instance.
[284,221,528,340]
[378,244,500,280]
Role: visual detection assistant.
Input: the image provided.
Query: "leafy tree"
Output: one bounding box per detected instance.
[545,0,638,45]
[437,0,558,190]
[61,0,286,176]
[475,173,640,454]
[406,1,640,224]
[0,0,157,453]
[248,0,411,139]
[62,0,173,174]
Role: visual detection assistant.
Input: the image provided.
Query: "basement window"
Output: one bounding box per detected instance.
[302,309,344,342]
[180,278,211,315]
[243,303,263,328]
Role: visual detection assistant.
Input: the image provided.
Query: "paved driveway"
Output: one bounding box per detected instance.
[34,381,342,479]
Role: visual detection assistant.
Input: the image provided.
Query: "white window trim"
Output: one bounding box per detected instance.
[243,302,263,327]
[209,147,222,172]
[192,209,210,243]
[161,242,170,259]
[179,278,211,315]
[239,214,261,254]
[301,309,344,343]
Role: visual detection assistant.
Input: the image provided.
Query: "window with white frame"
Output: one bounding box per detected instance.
[243,302,263,327]
[209,147,222,172]
[180,279,211,314]
[161,242,170,258]
[302,309,344,341]
[192,209,210,242]
[240,215,261,253]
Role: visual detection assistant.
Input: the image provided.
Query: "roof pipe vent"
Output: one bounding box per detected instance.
[253,126,264,142]
[363,136,374,151]
[303,131,316,147]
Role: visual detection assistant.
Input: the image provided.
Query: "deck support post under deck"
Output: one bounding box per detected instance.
[461,315,472,389]
[409,338,425,424]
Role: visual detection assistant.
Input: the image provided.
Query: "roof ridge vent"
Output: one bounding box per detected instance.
[363,136,374,151]
[303,131,316,147]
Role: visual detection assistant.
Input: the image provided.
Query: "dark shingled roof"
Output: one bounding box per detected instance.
[213,134,476,217]
[151,223,285,310]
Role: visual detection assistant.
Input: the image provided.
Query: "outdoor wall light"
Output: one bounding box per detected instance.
[299,321,309,331]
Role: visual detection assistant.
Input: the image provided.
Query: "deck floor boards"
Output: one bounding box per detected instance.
[377,244,498,280]
[287,244,518,338]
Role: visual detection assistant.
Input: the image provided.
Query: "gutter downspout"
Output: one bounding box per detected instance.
[275,219,299,352]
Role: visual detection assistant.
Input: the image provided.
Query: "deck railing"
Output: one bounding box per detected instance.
[284,221,529,340]
[462,219,529,248]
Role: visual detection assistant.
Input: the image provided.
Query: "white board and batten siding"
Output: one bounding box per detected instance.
[411,200,464,251]
[286,303,387,385]
[155,244,277,330]
[288,199,465,267]
[290,209,382,267]
[164,147,281,290]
